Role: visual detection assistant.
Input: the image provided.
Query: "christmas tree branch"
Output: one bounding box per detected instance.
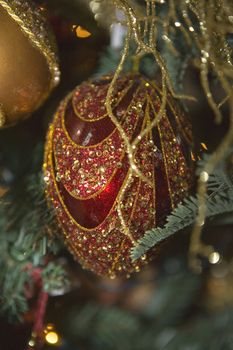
[63,269,233,350]
[0,172,68,320]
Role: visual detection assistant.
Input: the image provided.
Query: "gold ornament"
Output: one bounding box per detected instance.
[0,0,60,127]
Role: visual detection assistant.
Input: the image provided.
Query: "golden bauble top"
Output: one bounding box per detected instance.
[0,0,60,127]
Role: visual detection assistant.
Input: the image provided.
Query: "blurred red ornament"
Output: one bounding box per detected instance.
[44,74,194,278]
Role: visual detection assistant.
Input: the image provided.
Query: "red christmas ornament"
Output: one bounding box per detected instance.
[44,74,194,278]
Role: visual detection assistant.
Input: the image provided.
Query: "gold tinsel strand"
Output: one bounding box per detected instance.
[88,0,233,270]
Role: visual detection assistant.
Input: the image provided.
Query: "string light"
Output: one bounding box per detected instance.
[44,324,61,346]
[200,171,209,183]
[73,25,91,38]
[201,143,208,151]
[45,332,59,345]
[209,252,221,265]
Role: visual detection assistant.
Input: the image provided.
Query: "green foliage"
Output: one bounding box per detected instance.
[0,172,65,321]
[63,269,233,350]
[95,47,130,76]
[141,272,200,327]
[164,310,233,350]
[69,304,140,350]
[95,46,157,78]
[42,262,70,295]
[72,305,233,350]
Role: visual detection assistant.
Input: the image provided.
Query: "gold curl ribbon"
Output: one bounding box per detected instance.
[95,0,233,268]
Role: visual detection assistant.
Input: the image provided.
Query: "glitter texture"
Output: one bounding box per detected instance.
[44,74,194,278]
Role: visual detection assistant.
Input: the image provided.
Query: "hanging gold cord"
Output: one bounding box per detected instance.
[187,0,233,271]
[93,0,233,267]
[105,0,169,243]
[105,0,196,245]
